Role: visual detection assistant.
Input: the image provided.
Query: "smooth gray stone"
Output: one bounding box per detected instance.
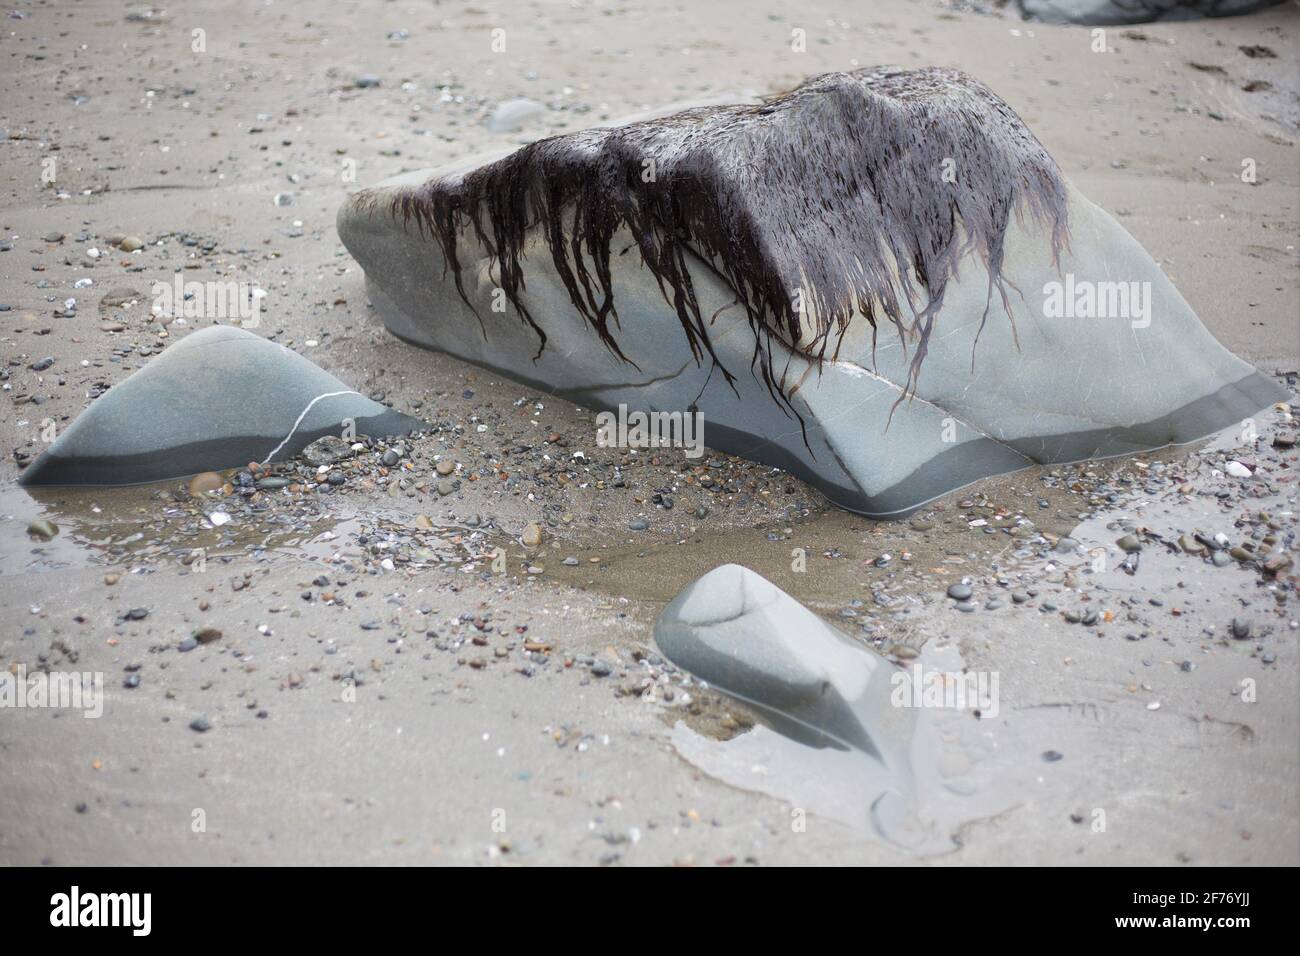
[653,564,915,779]
[484,98,545,133]
[1018,0,1283,24]
[20,326,423,486]
[337,87,1286,519]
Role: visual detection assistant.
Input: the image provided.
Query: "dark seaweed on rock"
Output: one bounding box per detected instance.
[379,67,1069,425]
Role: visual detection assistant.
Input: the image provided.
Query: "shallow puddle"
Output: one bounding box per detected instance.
[0,480,505,580]
[0,482,345,576]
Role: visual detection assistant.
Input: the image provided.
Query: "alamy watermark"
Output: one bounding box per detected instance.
[1043,273,1151,329]
[1,665,103,718]
[595,404,704,459]
[151,275,264,327]
[890,663,999,718]
[50,886,151,936]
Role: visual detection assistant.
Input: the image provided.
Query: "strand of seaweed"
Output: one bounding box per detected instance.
[378,66,1069,441]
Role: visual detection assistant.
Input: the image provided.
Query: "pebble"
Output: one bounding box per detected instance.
[437,479,455,496]
[26,519,58,540]
[628,518,648,531]
[118,235,144,252]
[187,472,224,497]
[302,435,353,466]
[189,717,211,733]
[435,459,455,476]
[1230,618,1251,641]
[100,287,141,307]
[486,97,545,132]
[1116,534,1142,553]
[946,582,972,601]
[521,522,543,547]
[1263,553,1294,575]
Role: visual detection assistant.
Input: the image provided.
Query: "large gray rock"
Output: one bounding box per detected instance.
[1018,0,1284,23]
[20,326,423,486]
[338,67,1285,518]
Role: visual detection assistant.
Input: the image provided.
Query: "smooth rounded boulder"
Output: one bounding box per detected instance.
[337,66,1286,518]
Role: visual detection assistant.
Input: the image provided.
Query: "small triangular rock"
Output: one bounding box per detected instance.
[21,326,423,486]
[654,564,914,773]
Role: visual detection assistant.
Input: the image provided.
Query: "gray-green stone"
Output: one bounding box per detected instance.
[21,326,423,486]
